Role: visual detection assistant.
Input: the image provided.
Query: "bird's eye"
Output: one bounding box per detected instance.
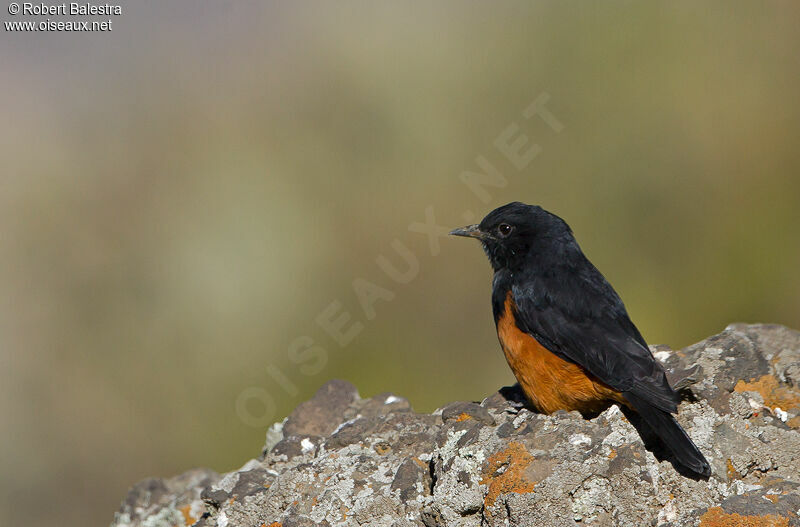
[497,223,513,237]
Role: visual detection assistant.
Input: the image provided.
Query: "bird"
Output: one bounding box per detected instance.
[450,202,711,478]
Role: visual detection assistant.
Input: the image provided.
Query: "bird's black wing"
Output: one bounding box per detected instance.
[510,260,679,413]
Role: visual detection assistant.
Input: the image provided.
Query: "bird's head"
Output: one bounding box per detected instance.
[449,202,573,272]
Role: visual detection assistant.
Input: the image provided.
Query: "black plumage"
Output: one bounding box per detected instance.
[451,202,711,478]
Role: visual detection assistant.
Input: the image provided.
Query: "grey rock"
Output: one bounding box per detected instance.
[283,379,360,437]
[113,468,218,527]
[283,517,329,527]
[270,434,322,461]
[391,458,432,502]
[784,362,800,387]
[359,392,413,418]
[716,489,800,521]
[440,401,496,426]
[110,324,800,527]
[325,416,381,450]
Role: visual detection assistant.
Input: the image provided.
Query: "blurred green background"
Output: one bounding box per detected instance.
[2,2,799,526]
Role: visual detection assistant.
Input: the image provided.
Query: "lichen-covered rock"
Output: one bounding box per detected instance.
[112,468,218,527]
[110,324,800,527]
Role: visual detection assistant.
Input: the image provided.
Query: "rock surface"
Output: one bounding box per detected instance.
[111,324,800,527]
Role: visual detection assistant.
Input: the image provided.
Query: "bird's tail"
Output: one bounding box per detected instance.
[623,392,711,478]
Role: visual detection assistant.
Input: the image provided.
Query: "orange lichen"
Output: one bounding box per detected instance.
[726,459,740,480]
[412,457,427,469]
[178,505,196,526]
[455,412,472,422]
[480,441,536,509]
[699,506,789,527]
[787,417,800,429]
[265,523,282,527]
[607,449,617,460]
[765,494,780,503]
[734,375,800,411]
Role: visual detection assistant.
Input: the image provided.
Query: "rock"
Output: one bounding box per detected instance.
[283,379,360,437]
[110,324,800,527]
[440,401,496,426]
[390,458,432,502]
[113,468,218,527]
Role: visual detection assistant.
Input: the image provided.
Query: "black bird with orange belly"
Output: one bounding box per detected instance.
[451,202,711,478]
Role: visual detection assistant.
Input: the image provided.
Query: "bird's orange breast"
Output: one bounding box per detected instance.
[496,293,623,414]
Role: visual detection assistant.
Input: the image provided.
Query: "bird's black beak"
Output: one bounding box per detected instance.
[449,224,484,239]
